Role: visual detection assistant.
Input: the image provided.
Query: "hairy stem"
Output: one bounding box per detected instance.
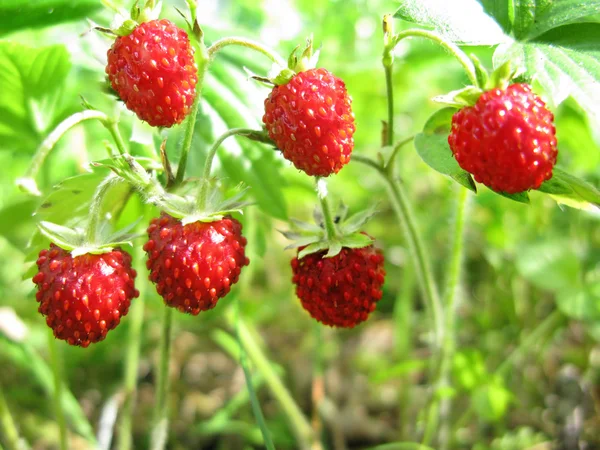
[117,244,147,450]
[47,330,68,450]
[316,178,337,240]
[236,318,313,449]
[384,65,395,146]
[392,29,478,86]
[105,121,128,155]
[207,37,286,66]
[196,128,264,209]
[152,307,174,450]
[0,385,22,450]
[422,188,469,448]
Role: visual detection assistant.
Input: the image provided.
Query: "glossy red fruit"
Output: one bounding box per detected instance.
[263,68,355,177]
[33,245,139,347]
[291,245,385,328]
[106,19,198,127]
[144,214,249,314]
[448,83,558,194]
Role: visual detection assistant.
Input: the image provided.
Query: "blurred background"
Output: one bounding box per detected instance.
[0,0,599,449]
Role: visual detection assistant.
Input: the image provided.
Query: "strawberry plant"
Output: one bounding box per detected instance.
[0,0,599,449]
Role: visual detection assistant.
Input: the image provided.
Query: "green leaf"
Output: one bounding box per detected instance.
[298,241,330,259]
[325,240,342,258]
[556,282,600,321]
[472,379,512,422]
[494,24,600,128]
[0,42,71,152]
[538,167,600,211]
[0,0,103,36]
[393,0,510,45]
[496,190,530,204]
[338,233,374,249]
[511,0,600,40]
[414,108,477,192]
[339,205,378,234]
[477,0,512,35]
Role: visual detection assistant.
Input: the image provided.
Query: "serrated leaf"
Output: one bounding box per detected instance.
[511,0,600,40]
[494,24,600,128]
[0,0,103,36]
[0,42,71,152]
[538,168,600,211]
[393,0,510,45]
[338,233,374,249]
[414,108,477,192]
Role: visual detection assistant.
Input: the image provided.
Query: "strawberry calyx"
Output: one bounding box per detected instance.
[282,203,378,259]
[432,60,523,108]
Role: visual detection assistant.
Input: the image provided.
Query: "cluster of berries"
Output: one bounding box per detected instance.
[32,12,559,346]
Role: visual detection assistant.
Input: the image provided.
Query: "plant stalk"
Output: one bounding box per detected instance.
[116,243,147,450]
[316,178,337,240]
[207,37,286,66]
[0,385,22,450]
[235,317,313,450]
[152,307,174,450]
[47,330,68,450]
[422,187,469,448]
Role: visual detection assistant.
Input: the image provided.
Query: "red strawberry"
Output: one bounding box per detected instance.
[106,19,198,127]
[448,83,558,194]
[33,244,139,347]
[291,245,385,328]
[263,68,355,177]
[144,214,249,314]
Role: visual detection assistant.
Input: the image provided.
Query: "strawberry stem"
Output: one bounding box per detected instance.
[197,128,267,210]
[390,29,479,87]
[174,39,210,187]
[47,330,68,450]
[207,37,287,67]
[316,178,337,240]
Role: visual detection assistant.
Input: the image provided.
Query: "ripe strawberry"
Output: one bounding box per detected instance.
[144,214,249,314]
[33,244,139,347]
[448,83,558,194]
[106,19,198,127]
[263,68,355,177]
[291,245,385,328]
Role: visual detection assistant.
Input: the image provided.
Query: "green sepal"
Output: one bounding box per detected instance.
[487,60,513,90]
[114,19,138,37]
[272,68,296,86]
[432,86,483,108]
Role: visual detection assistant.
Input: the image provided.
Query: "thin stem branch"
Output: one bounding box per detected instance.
[197,128,264,209]
[236,318,313,450]
[316,178,337,240]
[105,122,127,155]
[392,29,478,86]
[152,307,174,450]
[47,330,68,450]
[0,385,22,450]
[352,155,443,348]
[385,136,415,176]
[422,187,469,448]
[207,37,286,66]
[384,65,394,147]
[117,244,147,450]
[174,42,210,186]
[235,301,276,450]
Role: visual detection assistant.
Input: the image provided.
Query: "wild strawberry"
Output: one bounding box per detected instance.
[33,244,139,347]
[106,19,198,127]
[144,214,249,314]
[448,83,558,194]
[291,245,385,328]
[263,68,355,177]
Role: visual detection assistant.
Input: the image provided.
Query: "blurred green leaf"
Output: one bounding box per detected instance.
[0,42,71,152]
[511,0,600,39]
[394,0,510,45]
[556,282,600,321]
[494,24,600,127]
[472,378,512,422]
[538,167,600,211]
[0,0,103,36]
[452,349,487,391]
[414,108,476,192]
